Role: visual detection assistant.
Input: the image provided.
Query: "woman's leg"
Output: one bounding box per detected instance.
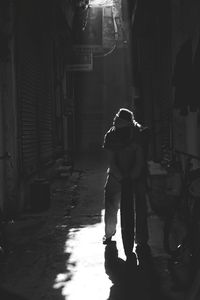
[104,175,121,239]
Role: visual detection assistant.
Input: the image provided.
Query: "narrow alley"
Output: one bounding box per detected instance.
[1,0,200,299]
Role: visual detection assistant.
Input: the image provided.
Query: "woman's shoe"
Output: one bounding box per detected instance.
[103,236,112,245]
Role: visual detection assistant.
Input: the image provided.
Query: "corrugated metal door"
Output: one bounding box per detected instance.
[17,3,54,176]
[38,40,54,164]
[17,29,40,176]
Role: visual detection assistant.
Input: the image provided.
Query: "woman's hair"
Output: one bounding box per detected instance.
[113,108,142,130]
[115,108,134,122]
[113,107,139,127]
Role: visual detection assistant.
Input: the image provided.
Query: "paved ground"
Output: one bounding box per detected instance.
[0,153,188,300]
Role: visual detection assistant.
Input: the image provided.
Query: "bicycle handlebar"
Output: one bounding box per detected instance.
[169,148,200,161]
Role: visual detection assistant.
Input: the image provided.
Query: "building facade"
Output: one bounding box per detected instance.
[128,0,200,164]
[0,0,76,217]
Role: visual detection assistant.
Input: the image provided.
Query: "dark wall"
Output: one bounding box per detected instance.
[131,0,172,160]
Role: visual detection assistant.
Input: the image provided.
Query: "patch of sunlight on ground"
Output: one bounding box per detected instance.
[54,210,126,300]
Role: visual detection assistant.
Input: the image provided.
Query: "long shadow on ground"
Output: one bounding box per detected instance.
[104,241,167,300]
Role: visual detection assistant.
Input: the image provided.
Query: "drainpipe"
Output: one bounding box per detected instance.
[0,64,6,212]
[185,110,200,169]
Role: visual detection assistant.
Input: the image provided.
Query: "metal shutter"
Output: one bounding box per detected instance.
[17,13,54,176]
[17,30,40,176]
[38,48,54,164]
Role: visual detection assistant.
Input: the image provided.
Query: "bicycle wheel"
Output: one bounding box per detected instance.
[120,178,134,257]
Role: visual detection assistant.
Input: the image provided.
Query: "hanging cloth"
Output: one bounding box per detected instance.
[191,37,200,112]
[172,39,193,116]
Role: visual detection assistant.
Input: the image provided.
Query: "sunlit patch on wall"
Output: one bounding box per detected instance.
[89,0,113,7]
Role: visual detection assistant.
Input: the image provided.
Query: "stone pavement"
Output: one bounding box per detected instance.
[0,153,188,300]
[0,169,82,300]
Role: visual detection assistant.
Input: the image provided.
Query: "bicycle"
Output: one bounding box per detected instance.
[162,151,200,252]
[160,149,200,290]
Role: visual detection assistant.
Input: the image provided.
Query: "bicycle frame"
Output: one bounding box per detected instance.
[161,148,200,282]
